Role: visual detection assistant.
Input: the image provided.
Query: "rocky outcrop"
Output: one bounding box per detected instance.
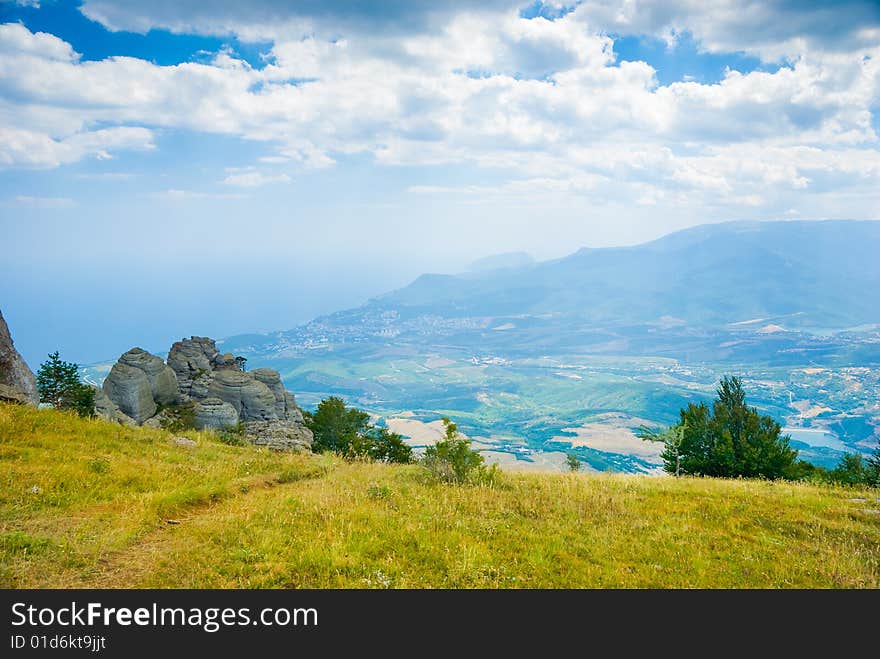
[118,348,179,405]
[100,336,312,451]
[0,310,38,406]
[102,362,157,423]
[251,368,295,419]
[193,397,239,430]
[208,369,277,421]
[167,336,224,398]
[93,387,136,426]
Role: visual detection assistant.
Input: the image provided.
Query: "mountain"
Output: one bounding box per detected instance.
[467,251,535,273]
[86,220,880,473]
[377,220,880,328]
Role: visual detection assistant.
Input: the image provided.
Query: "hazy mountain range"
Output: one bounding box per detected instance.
[380,220,880,328]
[88,220,880,472]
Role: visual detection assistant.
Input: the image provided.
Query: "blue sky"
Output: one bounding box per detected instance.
[1,0,879,367]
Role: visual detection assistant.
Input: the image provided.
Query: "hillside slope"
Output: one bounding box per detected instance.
[2,403,878,588]
[378,220,880,327]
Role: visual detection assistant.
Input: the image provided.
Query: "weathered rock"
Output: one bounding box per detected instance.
[0,309,38,406]
[92,386,136,426]
[102,362,157,423]
[193,397,239,430]
[167,337,220,398]
[173,436,197,447]
[250,368,294,419]
[118,348,179,405]
[285,392,306,423]
[214,352,240,371]
[142,409,177,429]
[244,420,313,452]
[95,334,312,452]
[208,369,278,422]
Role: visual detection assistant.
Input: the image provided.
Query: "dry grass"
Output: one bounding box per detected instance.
[1,403,878,588]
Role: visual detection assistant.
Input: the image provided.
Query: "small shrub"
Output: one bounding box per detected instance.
[87,457,110,474]
[217,422,248,446]
[422,418,500,486]
[566,453,582,471]
[158,403,197,433]
[36,351,95,418]
[367,482,394,499]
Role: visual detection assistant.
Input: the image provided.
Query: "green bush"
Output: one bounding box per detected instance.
[640,376,797,480]
[422,418,499,485]
[158,403,197,433]
[304,397,412,463]
[36,351,95,418]
[217,422,248,447]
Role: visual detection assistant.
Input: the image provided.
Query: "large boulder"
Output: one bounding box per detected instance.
[0,309,38,406]
[208,369,278,421]
[102,362,157,423]
[118,348,179,405]
[250,368,294,420]
[167,337,220,398]
[193,397,239,430]
[92,387,136,426]
[98,334,313,453]
[244,420,313,452]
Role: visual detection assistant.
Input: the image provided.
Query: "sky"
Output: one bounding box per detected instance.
[1,0,879,368]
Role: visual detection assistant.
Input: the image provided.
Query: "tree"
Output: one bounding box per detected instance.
[304,396,370,453]
[867,443,880,487]
[366,426,413,464]
[640,376,797,479]
[636,423,684,476]
[829,453,870,486]
[36,351,94,418]
[422,418,498,485]
[303,396,411,463]
[565,453,582,471]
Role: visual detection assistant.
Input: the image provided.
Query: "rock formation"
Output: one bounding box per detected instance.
[0,309,39,406]
[102,362,158,424]
[99,336,312,451]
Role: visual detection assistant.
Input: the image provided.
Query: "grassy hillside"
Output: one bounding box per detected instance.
[1,403,878,588]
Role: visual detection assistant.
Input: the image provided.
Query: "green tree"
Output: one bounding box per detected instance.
[636,423,685,476]
[303,396,411,463]
[565,453,582,471]
[304,396,370,453]
[422,418,498,485]
[829,453,870,486]
[641,376,797,479]
[366,426,413,464]
[36,351,95,418]
[867,443,880,487]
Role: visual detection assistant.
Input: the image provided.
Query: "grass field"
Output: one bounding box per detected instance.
[1,403,878,588]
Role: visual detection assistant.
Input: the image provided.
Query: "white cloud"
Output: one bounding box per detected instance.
[222,171,291,187]
[11,195,75,208]
[153,188,244,200]
[0,2,878,221]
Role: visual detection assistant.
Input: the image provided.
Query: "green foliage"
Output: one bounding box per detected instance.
[636,424,685,476]
[644,376,798,479]
[158,403,197,433]
[824,452,880,487]
[217,421,248,447]
[782,459,827,483]
[304,397,412,463]
[565,453,581,471]
[362,426,413,464]
[36,351,95,418]
[422,418,499,485]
